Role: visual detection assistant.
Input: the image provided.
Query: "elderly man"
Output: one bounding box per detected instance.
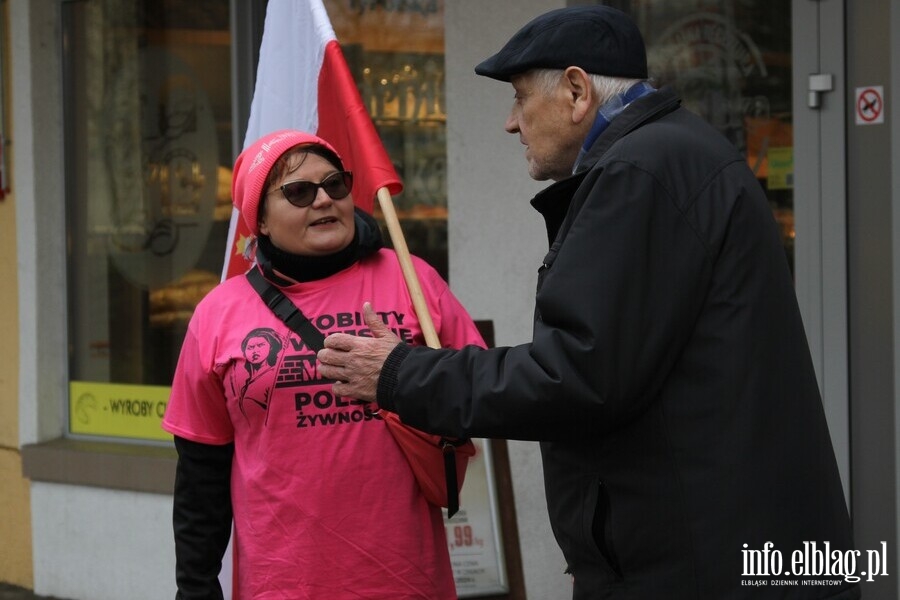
[318,6,859,599]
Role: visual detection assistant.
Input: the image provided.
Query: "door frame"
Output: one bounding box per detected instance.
[791,0,850,504]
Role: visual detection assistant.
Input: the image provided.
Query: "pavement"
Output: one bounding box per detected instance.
[0,583,70,600]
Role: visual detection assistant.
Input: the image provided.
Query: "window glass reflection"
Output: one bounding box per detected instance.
[63,1,450,440]
[325,0,449,278]
[65,0,233,395]
[604,0,794,271]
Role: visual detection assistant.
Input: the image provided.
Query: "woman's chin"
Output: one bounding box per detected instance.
[303,235,352,256]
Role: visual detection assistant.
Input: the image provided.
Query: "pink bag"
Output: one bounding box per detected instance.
[378,410,475,517]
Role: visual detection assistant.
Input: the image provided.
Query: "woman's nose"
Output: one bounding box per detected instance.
[310,186,333,207]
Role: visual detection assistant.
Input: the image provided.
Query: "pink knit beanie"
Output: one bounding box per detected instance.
[232,129,344,235]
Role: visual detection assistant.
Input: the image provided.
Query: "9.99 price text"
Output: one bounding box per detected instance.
[448,525,485,551]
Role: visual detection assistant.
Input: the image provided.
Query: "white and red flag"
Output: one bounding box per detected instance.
[221,0,403,280]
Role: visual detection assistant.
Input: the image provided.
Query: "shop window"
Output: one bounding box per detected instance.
[325,0,449,277]
[63,0,451,442]
[600,0,795,272]
[63,0,233,441]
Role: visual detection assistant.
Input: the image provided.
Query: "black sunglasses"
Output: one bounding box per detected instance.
[275,170,353,208]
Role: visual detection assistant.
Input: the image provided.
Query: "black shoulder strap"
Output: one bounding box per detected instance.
[246,268,326,352]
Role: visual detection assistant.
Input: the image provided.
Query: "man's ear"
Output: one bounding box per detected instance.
[563,66,595,124]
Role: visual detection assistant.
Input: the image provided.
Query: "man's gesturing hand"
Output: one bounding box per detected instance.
[317,302,402,402]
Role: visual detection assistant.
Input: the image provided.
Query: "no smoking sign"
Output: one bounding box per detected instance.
[856,86,884,125]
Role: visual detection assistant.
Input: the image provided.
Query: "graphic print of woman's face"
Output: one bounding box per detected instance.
[244,336,271,365]
[240,328,283,371]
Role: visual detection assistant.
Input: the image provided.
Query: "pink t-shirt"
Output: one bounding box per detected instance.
[163,249,485,600]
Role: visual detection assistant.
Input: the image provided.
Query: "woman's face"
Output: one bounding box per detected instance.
[259,152,355,256]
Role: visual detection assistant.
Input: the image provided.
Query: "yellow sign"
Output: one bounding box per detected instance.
[767,147,794,190]
[70,381,173,441]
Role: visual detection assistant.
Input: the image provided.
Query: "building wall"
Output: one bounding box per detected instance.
[30,485,174,600]
[445,1,572,597]
[0,0,32,588]
[0,131,32,585]
[847,0,900,597]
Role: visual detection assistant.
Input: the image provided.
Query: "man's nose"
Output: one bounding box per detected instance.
[504,113,519,134]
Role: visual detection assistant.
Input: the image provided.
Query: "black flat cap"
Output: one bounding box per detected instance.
[474,5,648,82]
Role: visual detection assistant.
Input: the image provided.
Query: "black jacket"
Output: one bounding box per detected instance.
[378,88,858,599]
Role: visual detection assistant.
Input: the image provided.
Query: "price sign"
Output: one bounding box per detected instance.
[446,438,509,596]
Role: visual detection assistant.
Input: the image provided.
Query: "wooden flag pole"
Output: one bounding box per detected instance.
[376,186,441,349]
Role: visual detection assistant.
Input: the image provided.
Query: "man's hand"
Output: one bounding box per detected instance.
[317,302,402,402]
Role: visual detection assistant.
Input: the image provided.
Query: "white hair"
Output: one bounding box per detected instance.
[530,68,644,105]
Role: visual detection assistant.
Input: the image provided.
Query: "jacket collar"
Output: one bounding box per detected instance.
[575,86,681,174]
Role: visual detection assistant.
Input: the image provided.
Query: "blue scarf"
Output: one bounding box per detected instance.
[573,81,656,173]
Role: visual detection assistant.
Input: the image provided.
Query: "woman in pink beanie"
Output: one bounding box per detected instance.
[163,129,484,599]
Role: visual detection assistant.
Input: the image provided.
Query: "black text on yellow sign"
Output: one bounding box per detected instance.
[70,381,172,441]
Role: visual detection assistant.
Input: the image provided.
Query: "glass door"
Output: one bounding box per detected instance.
[598,0,850,499]
[608,0,795,268]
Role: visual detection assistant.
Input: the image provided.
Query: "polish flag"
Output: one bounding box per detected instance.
[221,0,403,280]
